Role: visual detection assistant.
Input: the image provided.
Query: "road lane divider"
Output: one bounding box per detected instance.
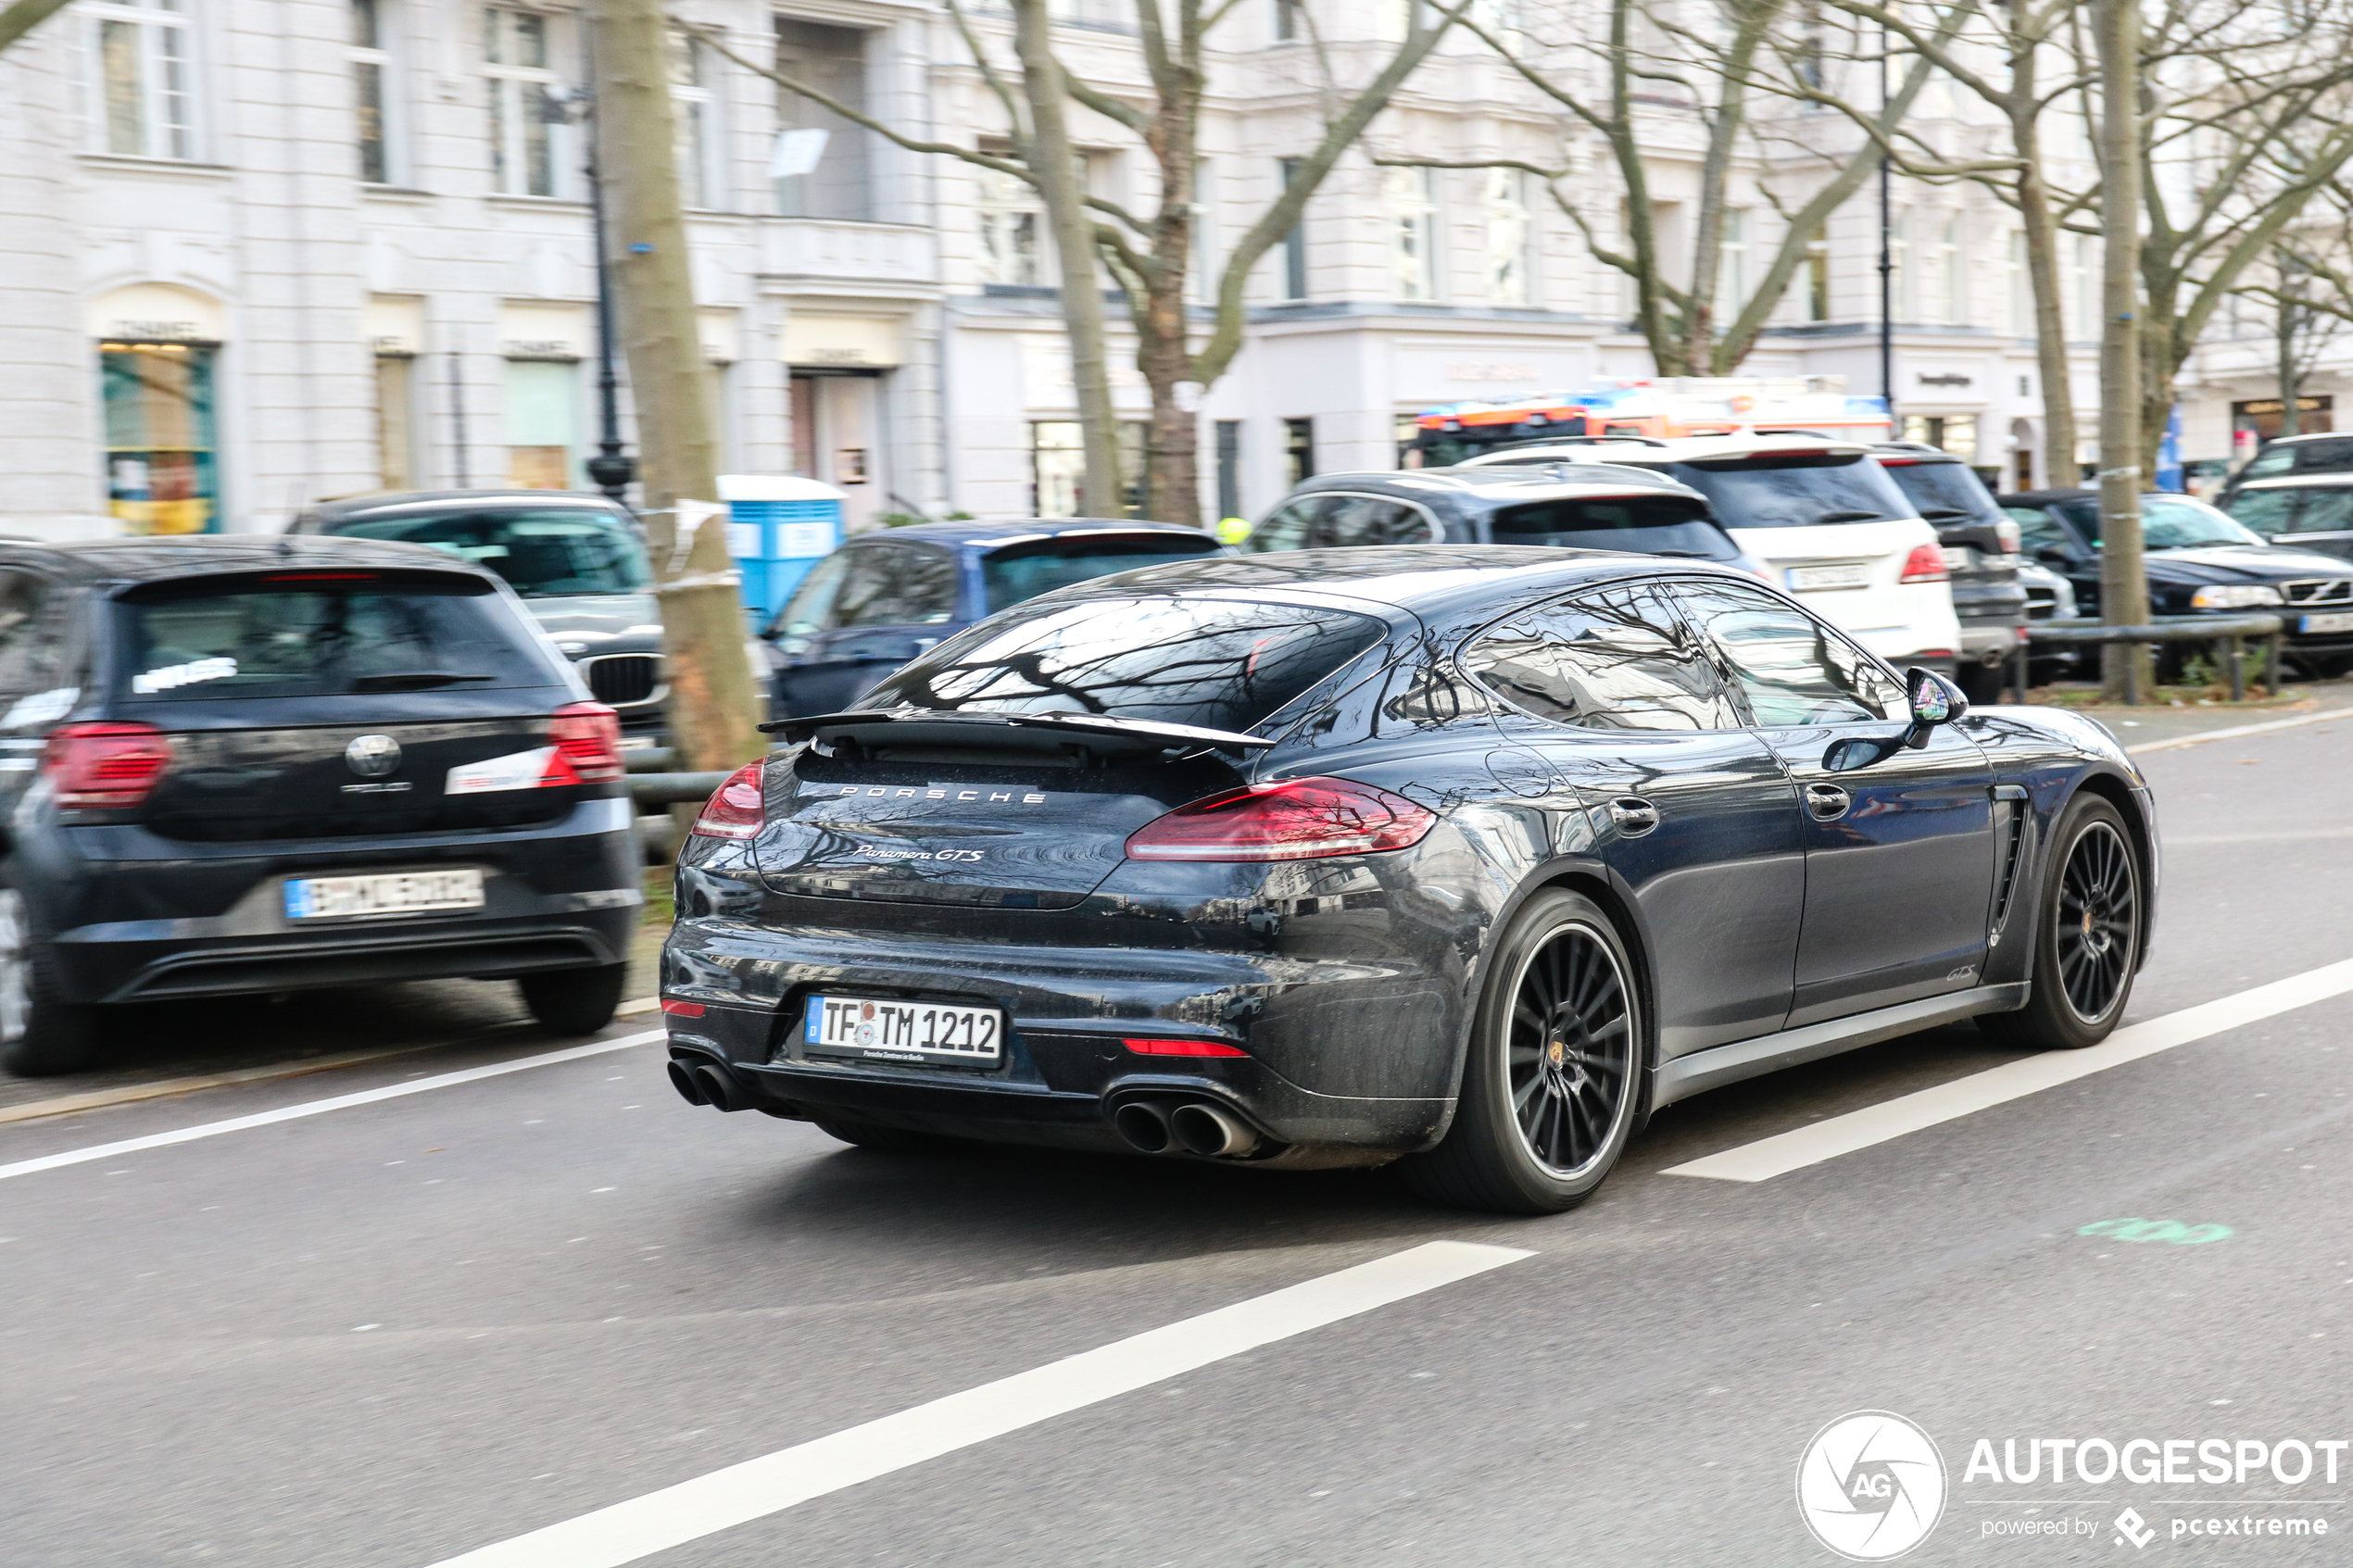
[0,1031,665,1183]
[2124,704,2351,755]
[419,1240,1533,1568]
[1662,957,2353,1183]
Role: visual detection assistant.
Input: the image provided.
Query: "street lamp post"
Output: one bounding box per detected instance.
[548,77,635,506]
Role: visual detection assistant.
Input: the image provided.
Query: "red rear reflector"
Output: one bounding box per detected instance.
[1125,1037,1250,1058]
[1899,544,1950,583]
[690,759,766,840]
[549,700,625,783]
[1125,775,1436,862]
[44,721,172,809]
[661,999,707,1018]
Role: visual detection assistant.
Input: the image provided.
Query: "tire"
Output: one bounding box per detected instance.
[517,961,628,1035]
[812,1114,965,1154]
[1954,660,2006,704]
[1400,889,1644,1215]
[1979,794,2144,1051]
[0,883,104,1078]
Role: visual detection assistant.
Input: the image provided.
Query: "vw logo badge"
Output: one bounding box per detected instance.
[345,734,402,778]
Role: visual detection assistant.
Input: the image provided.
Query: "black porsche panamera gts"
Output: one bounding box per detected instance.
[660,546,2157,1214]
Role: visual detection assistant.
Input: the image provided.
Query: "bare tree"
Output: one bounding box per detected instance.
[2095,0,2149,700]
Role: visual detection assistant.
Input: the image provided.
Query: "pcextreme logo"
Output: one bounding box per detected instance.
[1796,1411,1949,1561]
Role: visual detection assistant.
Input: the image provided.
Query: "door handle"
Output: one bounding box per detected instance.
[1806,783,1852,822]
[1606,797,1660,836]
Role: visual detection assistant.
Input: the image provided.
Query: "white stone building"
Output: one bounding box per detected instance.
[0,0,2102,542]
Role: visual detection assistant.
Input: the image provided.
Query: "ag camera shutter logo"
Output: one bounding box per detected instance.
[1796,1411,1947,1560]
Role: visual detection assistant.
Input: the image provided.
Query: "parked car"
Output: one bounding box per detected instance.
[1460,433,1964,675]
[763,519,1225,719]
[2019,559,2084,683]
[1869,443,2029,699]
[2214,432,2353,508]
[1238,464,1771,576]
[290,491,669,746]
[661,545,2155,1215]
[0,537,641,1076]
[2221,472,2353,565]
[1998,487,2353,678]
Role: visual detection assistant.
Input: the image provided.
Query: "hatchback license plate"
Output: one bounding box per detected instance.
[1788,562,1872,592]
[284,869,484,921]
[2302,610,2353,633]
[804,994,1003,1065]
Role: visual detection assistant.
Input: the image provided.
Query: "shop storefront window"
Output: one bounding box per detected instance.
[101,340,219,534]
[503,359,578,489]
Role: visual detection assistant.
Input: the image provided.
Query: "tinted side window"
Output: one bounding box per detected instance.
[1461,583,1740,732]
[1322,495,1434,546]
[2002,506,2076,554]
[1676,581,1904,725]
[772,551,850,635]
[2292,438,2353,470]
[833,547,959,628]
[2242,447,2296,478]
[2223,490,2299,535]
[0,572,50,698]
[1242,498,1327,552]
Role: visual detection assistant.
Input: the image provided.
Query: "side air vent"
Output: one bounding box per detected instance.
[1987,785,2032,944]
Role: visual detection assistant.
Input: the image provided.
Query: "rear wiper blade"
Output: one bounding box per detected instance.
[1817,509,1883,523]
[1916,508,1972,521]
[763,706,1276,757]
[349,671,497,691]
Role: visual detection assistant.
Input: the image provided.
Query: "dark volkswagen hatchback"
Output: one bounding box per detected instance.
[661,546,2158,1214]
[0,537,641,1076]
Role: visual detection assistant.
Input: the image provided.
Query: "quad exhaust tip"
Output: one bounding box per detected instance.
[1114,1097,1261,1160]
[671,1057,756,1113]
[1113,1098,1174,1154]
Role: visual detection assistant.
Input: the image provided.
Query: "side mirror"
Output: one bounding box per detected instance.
[1902,666,1969,749]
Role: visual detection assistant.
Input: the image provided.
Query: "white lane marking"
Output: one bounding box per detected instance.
[2125,704,2352,755]
[0,1032,665,1183]
[1664,958,2353,1183]
[421,1240,1533,1568]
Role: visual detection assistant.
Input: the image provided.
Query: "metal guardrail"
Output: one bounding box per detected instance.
[627,771,731,808]
[2021,614,2286,704]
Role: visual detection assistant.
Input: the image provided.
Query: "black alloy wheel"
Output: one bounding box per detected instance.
[1403,888,1644,1214]
[1981,794,2143,1051]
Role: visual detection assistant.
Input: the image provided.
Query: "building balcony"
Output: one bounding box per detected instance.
[760,219,937,295]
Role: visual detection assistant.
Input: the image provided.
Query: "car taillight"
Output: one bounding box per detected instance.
[549,701,624,783]
[44,721,172,809]
[1124,775,1436,862]
[690,759,765,840]
[1899,544,1950,583]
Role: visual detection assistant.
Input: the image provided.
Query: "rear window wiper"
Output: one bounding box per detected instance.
[1817,509,1884,523]
[1916,507,1972,521]
[349,671,498,692]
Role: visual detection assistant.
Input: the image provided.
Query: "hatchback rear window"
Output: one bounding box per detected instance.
[982,534,1222,612]
[1658,453,1913,529]
[1881,460,2004,526]
[1486,495,1739,560]
[862,596,1386,734]
[114,573,562,701]
[323,508,650,596]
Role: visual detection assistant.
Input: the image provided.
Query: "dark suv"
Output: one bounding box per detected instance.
[0,537,641,1076]
[2216,433,2353,508]
[1870,444,2028,698]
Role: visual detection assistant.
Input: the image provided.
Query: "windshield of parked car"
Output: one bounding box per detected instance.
[2069,495,2266,550]
[325,508,651,596]
[113,574,560,701]
[1881,459,2005,525]
[1485,495,1741,560]
[862,597,1386,733]
[1654,452,1915,528]
[982,534,1223,612]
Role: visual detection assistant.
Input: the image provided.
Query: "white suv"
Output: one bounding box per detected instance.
[1461,433,1962,670]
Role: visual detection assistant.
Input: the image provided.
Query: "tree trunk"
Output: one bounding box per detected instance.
[2095,0,2150,700]
[588,0,765,774]
[2012,90,2079,490]
[1013,0,1124,518]
[2279,283,2303,437]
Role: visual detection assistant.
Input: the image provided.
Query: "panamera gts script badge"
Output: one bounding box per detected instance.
[346,734,402,778]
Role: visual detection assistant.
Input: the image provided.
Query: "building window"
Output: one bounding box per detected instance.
[2008,230,2029,336]
[1806,226,1830,320]
[1386,165,1437,301]
[1902,413,1977,461]
[1279,157,1308,301]
[84,0,195,160]
[1192,157,1216,305]
[503,359,579,488]
[352,0,393,182]
[101,340,218,533]
[1274,0,1302,40]
[1215,420,1241,520]
[1283,417,1314,487]
[976,163,1043,287]
[1718,207,1749,314]
[484,6,567,198]
[375,353,418,488]
[774,19,870,220]
[669,27,716,209]
[1029,420,1144,517]
[1483,168,1530,307]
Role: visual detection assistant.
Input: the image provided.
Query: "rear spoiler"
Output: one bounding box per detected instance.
[762,707,1276,760]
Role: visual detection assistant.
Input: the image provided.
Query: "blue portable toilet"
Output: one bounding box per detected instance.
[717,474,847,624]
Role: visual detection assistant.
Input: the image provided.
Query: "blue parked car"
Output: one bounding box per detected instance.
[762,519,1225,718]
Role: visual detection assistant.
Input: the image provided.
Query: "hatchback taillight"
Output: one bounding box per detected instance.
[1898,544,1950,583]
[550,701,624,783]
[1125,776,1436,862]
[45,721,172,809]
[690,759,765,841]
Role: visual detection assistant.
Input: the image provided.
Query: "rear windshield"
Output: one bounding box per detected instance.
[114,574,561,701]
[1657,453,1914,528]
[862,596,1386,734]
[323,508,650,596]
[1486,495,1739,561]
[1881,460,2004,526]
[982,534,1222,613]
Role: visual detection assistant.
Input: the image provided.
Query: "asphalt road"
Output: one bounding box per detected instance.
[6,707,2351,1567]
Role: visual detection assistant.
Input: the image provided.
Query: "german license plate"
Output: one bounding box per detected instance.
[283,868,484,921]
[1788,562,1873,592]
[2301,611,2353,633]
[804,993,1003,1066]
